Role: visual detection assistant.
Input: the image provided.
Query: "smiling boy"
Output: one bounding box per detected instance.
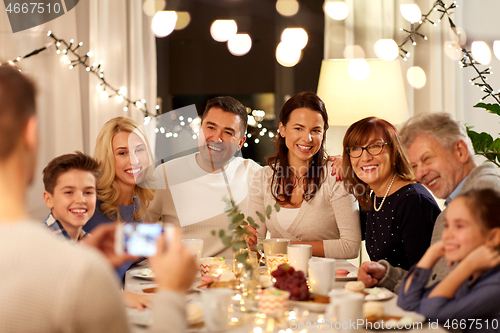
[42,152,100,243]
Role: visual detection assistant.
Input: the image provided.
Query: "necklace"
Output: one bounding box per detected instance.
[373,174,397,212]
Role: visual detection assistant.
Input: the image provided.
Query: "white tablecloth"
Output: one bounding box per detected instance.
[124,259,447,332]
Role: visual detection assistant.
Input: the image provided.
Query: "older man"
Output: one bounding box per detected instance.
[358,112,500,291]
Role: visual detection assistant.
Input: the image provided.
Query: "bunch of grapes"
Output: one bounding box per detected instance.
[271,263,310,301]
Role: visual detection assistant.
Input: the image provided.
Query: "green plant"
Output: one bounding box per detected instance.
[211,196,280,270]
[466,103,500,167]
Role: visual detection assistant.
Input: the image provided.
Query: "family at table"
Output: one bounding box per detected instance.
[2,65,500,333]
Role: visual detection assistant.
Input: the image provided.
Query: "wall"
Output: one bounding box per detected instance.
[462,0,500,165]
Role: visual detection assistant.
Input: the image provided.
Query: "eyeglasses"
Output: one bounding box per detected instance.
[346,142,389,158]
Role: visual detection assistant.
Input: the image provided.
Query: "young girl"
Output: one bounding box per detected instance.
[398,188,500,330]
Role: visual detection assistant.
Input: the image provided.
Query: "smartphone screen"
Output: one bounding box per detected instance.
[122,223,163,257]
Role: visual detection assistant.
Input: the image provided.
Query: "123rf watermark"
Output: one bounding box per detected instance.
[3,0,80,33]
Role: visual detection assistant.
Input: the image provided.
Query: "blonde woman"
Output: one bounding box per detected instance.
[83,117,155,311]
[84,117,154,232]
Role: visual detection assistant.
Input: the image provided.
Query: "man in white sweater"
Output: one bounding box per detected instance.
[0,66,197,332]
[146,96,261,258]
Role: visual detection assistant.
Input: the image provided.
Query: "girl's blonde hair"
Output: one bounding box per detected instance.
[94,117,154,221]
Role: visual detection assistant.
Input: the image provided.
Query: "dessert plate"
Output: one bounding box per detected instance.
[335,271,358,281]
[129,268,155,280]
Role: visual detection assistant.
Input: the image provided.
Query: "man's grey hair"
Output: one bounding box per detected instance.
[400,112,474,158]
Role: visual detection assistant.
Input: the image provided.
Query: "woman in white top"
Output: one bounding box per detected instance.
[247,92,361,258]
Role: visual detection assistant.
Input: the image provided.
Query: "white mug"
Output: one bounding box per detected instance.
[200,288,234,331]
[308,258,336,295]
[327,292,364,333]
[181,239,203,263]
[325,289,348,320]
[287,244,312,276]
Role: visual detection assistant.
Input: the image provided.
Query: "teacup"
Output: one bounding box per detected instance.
[327,292,364,333]
[308,257,336,295]
[181,239,203,263]
[258,288,290,317]
[287,244,312,276]
[201,288,234,331]
[199,257,226,276]
[257,238,290,269]
[266,254,288,274]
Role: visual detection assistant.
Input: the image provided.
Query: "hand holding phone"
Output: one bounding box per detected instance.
[150,225,198,293]
[115,223,172,257]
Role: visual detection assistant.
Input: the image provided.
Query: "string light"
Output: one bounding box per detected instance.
[395,1,498,102]
[1,32,278,141]
[398,1,456,60]
[444,15,500,103]
[0,31,153,120]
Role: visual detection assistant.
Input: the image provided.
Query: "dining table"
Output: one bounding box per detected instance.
[124,259,448,332]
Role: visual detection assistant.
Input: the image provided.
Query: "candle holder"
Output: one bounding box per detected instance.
[233,248,261,312]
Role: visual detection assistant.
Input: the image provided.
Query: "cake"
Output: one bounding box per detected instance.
[364,301,384,322]
[336,269,349,277]
[345,281,366,293]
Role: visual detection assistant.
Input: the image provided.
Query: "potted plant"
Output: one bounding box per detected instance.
[467,103,500,167]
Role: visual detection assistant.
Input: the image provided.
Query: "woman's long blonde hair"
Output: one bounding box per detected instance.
[94,117,154,221]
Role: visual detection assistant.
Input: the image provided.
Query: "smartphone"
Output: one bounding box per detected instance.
[114,223,175,257]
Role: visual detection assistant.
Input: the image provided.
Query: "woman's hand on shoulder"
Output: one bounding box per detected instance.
[327,155,343,181]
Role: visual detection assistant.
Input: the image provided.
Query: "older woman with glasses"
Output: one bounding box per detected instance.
[342,117,440,273]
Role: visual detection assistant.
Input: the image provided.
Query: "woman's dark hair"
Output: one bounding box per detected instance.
[342,117,415,210]
[267,92,329,205]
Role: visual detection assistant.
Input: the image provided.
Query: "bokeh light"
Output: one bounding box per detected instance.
[281,28,308,50]
[227,34,252,56]
[324,1,349,20]
[174,12,191,30]
[449,26,467,46]
[400,4,421,23]
[407,66,426,89]
[143,0,165,16]
[471,41,491,65]
[152,11,177,37]
[276,42,301,67]
[444,41,462,60]
[494,41,500,61]
[276,0,299,17]
[348,59,370,81]
[343,45,365,59]
[374,39,399,61]
[211,20,238,42]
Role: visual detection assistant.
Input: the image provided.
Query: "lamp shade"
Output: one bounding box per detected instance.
[317,59,409,126]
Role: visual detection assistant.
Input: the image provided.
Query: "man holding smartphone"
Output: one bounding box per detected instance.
[0,65,197,332]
